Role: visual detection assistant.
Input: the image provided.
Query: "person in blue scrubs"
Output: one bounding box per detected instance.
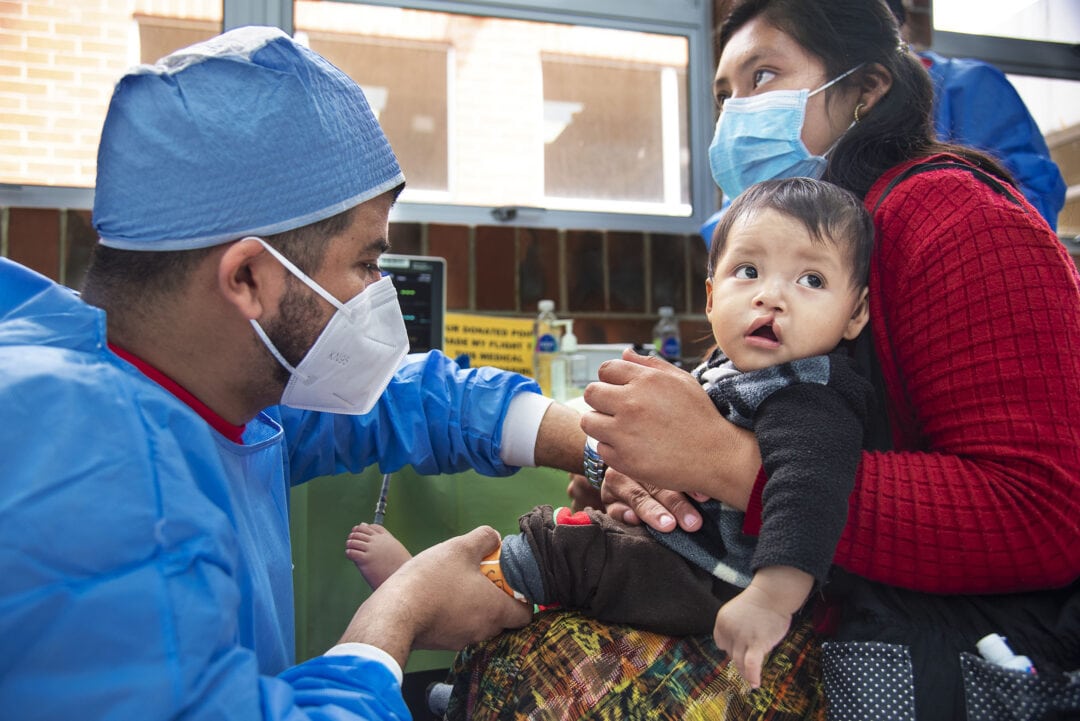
[0,27,584,720]
[886,0,1065,231]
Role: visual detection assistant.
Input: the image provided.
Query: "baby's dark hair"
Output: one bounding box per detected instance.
[707,177,874,289]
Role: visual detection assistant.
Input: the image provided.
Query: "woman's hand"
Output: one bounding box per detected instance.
[569,467,703,532]
[581,349,761,509]
[600,467,704,532]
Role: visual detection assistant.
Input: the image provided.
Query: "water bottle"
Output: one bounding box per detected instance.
[533,299,561,397]
[653,306,681,365]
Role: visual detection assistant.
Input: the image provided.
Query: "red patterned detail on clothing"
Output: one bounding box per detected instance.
[554,507,595,526]
[835,154,1080,593]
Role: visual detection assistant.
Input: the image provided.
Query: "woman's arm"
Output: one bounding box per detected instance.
[838,166,1080,594]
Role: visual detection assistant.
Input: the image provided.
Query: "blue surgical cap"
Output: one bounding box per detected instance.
[93,26,405,251]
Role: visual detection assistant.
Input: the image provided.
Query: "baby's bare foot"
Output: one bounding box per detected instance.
[345,523,413,589]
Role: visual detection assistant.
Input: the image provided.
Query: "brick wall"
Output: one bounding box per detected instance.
[0,1,126,186]
[0,1,220,188]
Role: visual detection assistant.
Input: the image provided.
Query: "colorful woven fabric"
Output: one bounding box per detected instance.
[444,610,825,720]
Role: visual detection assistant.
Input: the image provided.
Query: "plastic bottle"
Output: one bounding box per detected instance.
[533,299,561,397]
[552,319,587,402]
[976,633,1037,674]
[653,306,682,365]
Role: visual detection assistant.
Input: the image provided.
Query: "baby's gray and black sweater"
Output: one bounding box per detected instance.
[500,349,874,635]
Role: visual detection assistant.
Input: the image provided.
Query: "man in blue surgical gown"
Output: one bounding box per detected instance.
[0,27,584,720]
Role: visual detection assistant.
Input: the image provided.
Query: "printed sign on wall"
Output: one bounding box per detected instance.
[443,312,535,377]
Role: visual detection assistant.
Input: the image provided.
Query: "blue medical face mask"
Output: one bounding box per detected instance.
[708,66,861,199]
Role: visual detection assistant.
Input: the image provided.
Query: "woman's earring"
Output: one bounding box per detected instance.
[854,102,866,123]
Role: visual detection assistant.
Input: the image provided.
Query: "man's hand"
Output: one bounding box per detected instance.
[566,473,603,512]
[339,526,532,669]
[582,349,760,509]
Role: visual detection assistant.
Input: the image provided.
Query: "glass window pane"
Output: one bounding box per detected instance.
[542,58,689,210]
[293,1,692,217]
[299,31,449,193]
[1007,74,1080,136]
[933,0,1079,44]
[0,1,222,189]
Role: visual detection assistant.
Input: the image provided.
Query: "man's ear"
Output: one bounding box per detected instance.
[217,237,279,321]
[843,287,870,341]
[857,62,893,114]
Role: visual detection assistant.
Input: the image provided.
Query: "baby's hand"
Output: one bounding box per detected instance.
[712,586,795,689]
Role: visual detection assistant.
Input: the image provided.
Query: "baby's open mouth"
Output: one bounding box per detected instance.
[750,324,778,342]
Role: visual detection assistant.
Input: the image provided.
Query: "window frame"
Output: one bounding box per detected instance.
[932,31,1080,82]
[291,0,717,234]
[0,0,718,236]
[4,1,1076,231]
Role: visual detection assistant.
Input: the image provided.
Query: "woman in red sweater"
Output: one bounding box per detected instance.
[590,0,1080,595]
[447,0,1079,718]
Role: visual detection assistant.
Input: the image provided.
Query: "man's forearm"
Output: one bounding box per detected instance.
[533,401,587,474]
[338,588,416,670]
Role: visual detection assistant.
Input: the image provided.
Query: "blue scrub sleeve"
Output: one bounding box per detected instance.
[278,350,542,484]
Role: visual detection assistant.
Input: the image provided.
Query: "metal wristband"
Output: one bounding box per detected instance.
[583,436,608,490]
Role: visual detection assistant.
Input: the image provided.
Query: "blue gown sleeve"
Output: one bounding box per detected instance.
[263,655,411,720]
[924,51,1066,230]
[277,349,542,484]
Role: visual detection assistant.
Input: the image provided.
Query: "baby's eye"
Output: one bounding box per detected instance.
[798,273,824,289]
[734,265,758,279]
[752,69,776,89]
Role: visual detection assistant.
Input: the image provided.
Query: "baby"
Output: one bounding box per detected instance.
[349,177,874,689]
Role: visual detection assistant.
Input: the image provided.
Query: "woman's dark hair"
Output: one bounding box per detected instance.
[708,177,874,289]
[718,0,1013,199]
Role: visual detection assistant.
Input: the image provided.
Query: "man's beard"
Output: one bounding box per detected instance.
[262,281,325,387]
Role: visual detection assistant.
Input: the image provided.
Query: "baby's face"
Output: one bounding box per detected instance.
[706,208,868,371]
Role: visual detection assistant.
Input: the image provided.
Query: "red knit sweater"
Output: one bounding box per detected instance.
[747,154,1080,594]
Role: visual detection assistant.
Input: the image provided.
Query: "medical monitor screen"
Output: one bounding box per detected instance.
[379,254,446,353]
